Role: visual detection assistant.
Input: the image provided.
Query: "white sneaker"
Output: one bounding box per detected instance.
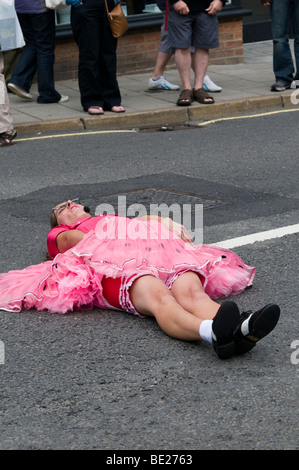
[148,75,180,91]
[290,80,299,89]
[203,75,222,92]
[57,95,69,103]
[7,82,33,99]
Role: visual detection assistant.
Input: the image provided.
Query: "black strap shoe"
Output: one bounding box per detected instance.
[234,304,280,356]
[212,301,240,359]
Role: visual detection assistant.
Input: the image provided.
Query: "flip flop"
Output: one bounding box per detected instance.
[111,106,125,113]
[87,106,104,115]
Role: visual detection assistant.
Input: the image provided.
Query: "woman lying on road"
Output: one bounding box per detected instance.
[0,199,280,359]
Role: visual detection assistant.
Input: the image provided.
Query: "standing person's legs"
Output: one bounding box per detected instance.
[71,1,121,111]
[191,47,214,103]
[191,11,218,103]
[170,10,217,105]
[152,51,173,79]
[3,49,23,85]
[149,18,180,90]
[8,13,37,96]
[168,9,192,88]
[192,47,209,90]
[174,47,192,90]
[0,52,16,144]
[271,0,294,85]
[154,15,174,79]
[33,10,61,103]
[71,3,103,110]
[99,11,122,110]
[292,0,299,81]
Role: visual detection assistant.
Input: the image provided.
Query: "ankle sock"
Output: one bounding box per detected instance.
[199,319,213,344]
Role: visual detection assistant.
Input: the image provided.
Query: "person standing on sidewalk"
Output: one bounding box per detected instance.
[67,0,125,115]
[7,0,68,104]
[167,0,225,106]
[261,0,299,91]
[0,51,17,146]
[148,0,222,93]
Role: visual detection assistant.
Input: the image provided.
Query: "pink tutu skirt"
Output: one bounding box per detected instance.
[0,217,255,315]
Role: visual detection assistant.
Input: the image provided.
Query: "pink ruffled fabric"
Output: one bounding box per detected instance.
[0,216,255,314]
[0,255,104,314]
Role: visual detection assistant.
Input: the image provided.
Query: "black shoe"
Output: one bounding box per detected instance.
[212,301,240,359]
[271,81,291,92]
[234,304,280,355]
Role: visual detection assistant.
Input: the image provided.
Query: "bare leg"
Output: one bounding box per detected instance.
[152,51,172,79]
[170,271,219,319]
[192,47,209,90]
[129,274,218,341]
[174,47,192,90]
[129,272,254,360]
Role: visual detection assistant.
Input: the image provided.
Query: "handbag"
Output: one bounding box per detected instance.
[0,0,25,52]
[45,0,67,10]
[104,0,129,39]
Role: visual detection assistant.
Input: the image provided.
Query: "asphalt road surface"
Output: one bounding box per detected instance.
[0,108,298,452]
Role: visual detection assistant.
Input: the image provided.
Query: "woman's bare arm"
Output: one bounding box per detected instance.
[56,229,86,253]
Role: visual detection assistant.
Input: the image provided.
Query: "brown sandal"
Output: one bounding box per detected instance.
[193,88,215,104]
[0,130,17,146]
[176,89,193,106]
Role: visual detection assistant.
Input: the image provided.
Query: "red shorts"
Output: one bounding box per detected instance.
[102,272,205,311]
[102,276,128,309]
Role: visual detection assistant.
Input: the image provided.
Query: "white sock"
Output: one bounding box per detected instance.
[199,320,213,344]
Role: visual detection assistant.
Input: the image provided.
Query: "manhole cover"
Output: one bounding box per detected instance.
[83,187,226,217]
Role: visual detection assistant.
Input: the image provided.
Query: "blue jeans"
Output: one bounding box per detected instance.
[10,10,61,103]
[271,0,299,83]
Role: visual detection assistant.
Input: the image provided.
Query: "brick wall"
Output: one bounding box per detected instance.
[54,17,243,81]
[210,18,244,64]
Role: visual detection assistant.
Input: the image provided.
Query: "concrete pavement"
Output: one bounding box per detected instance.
[9,40,299,136]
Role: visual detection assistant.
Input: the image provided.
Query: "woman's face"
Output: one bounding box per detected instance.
[53,199,90,225]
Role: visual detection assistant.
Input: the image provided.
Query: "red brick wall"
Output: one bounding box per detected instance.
[54,17,243,81]
[210,18,244,64]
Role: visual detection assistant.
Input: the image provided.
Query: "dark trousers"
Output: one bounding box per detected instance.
[10,10,61,103]
[271,0,299,83]
[71,0,121,111]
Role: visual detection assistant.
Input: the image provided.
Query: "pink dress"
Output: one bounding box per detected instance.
[0,215,255,315]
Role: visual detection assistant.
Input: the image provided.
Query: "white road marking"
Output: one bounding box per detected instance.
[212,224,299,249]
